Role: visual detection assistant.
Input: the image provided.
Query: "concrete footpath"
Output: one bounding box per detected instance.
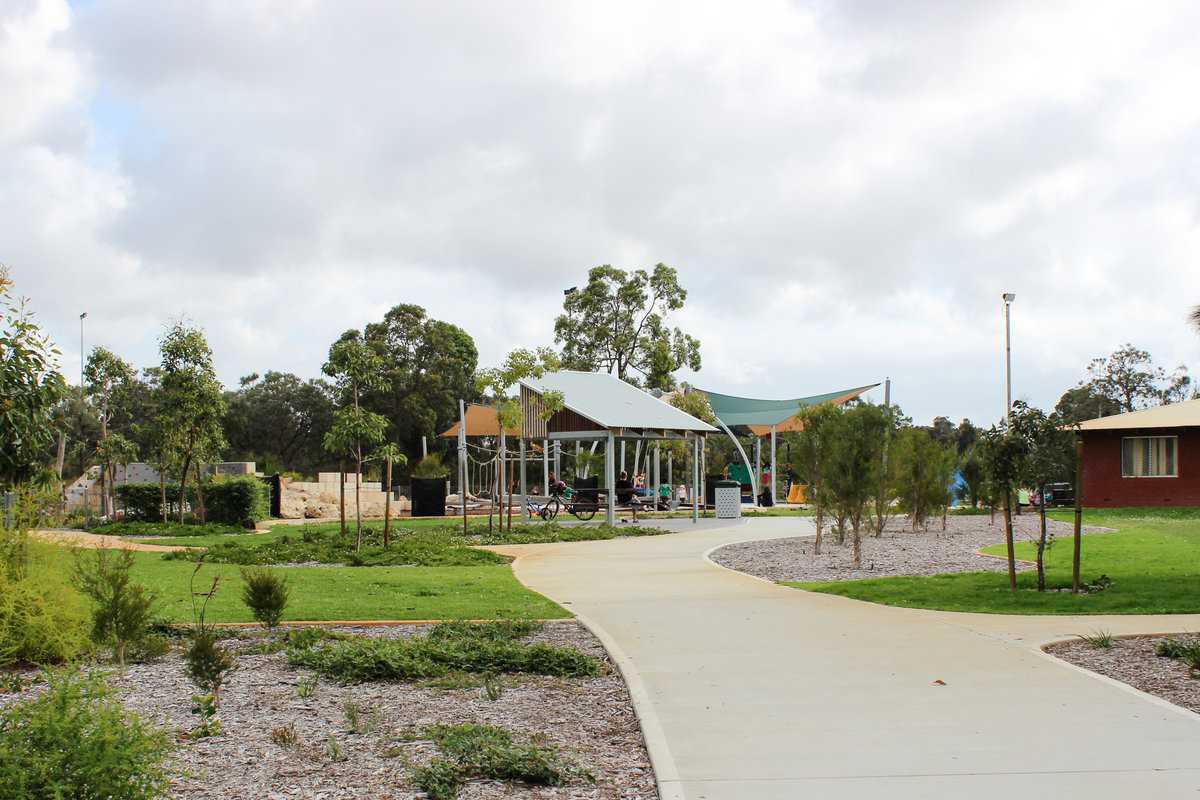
[491,517,1200,800]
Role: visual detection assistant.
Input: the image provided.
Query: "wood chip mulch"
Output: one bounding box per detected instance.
[1046,633,1200,716]
[1,621,658,800]
[710,513,1109,583]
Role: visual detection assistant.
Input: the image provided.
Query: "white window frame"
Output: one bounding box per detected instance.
[1120,435,1178,478]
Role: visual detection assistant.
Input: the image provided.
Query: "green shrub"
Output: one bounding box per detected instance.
[413,723,586,798]
[240,567,290,628]
[92,521,248,538]
[166,527,506,567]
[204,477,270,527]
[72,549,157,667]
[288,632,601,684]
[411,454,451,479]
[184,629,236,703]
[115,484,187,522]
[0,669,173,800]
[0,553,91,667]
[427,620,542,644]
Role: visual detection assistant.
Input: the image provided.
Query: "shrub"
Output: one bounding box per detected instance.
[1077,630,1115,649]
[72,549,157,667]
[288,631,601,684]
[411,454,451,479]
[0,553,91,668]
[240,567,290,628]
[115,484,188,522]
[184,629,236,703]
[413,723,586,798]
[0,669,173,800]
[91,521,248,538]
[204,477,270,527]
[270,724,298,747]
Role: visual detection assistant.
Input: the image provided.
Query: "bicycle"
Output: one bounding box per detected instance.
[526,486,598,522]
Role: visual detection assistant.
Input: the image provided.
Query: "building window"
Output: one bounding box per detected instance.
[1121,436,1178,477]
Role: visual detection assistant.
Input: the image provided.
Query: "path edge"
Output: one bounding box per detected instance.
[506,550,685,799]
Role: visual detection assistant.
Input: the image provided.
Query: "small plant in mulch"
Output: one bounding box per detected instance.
[183,561,236,738]
[342,696,381,734]
[270,724,298,747]
[326,734,347,762]
[295,675,317,699]
[1155,638,1200,676]
[1077,630,1115,649]
[411,723,592,800]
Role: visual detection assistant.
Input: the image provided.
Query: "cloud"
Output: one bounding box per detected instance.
[4,0,1199,427]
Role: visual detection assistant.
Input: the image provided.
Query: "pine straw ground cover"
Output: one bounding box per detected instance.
[0,621,658,800]
[1046,633,1200,716]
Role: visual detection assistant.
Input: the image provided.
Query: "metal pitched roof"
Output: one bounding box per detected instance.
[701,384,880,429]
[1077,398,1200,431]
[520,371,718,433]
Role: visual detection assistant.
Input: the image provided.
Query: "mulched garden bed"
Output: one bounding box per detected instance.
[710,513,1109,583]
[1046,633,1200,716]
[0,621,658,799]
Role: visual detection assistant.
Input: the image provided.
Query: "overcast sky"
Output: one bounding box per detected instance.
[5,0,1200,427]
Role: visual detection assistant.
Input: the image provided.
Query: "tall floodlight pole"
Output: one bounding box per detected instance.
[458,399,468,535]
[79,312,88,389]
[1002,294,1015,424]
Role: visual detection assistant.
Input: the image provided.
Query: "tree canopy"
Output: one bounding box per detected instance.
[0,266,68,488]
[223,371,336,476]
[351,304,478,463]
[554,263,701,390]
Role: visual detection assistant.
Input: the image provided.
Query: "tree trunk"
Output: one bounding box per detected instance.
[989,502,995,525]
[177,451,193,524]
[1072,436,1083,593]
[383,458,392,548]
[851,517,861,568]
[813,490,823,556]
[941,506,947,531]
[506,455,513,531]
[194,462,206,524]
[1003,491,1017,590]
[339,460,346,538]
[99,464,108,521]
[56,431,67,511]
[1036,483,1047,591]
[354,449,363,552]
[159,469,167,522]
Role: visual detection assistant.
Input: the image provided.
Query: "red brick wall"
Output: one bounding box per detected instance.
[1081,427,1200,507]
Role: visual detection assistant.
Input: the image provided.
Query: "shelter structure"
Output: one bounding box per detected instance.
[697,384,879,504]
[520,371,719,524]
[1077,398,1200,507]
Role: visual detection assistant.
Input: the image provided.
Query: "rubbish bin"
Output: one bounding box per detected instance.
[714,479,741,519]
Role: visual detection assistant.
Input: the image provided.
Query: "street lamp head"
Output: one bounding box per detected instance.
[563,287,577,296]
[1002,293,1015,303]
[79,311,88,319]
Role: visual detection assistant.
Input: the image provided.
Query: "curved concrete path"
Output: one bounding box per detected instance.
[491,517,1200,799]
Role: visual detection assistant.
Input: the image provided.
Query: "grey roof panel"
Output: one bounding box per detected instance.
[521,371,718,433]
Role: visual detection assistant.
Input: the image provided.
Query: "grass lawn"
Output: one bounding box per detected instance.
[786,508,1200,615]
[48,545,568,623]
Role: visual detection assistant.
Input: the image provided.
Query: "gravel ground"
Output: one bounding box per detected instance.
[1047,633,1200,715]
[1,621,657,800]
[711,512,1109,583]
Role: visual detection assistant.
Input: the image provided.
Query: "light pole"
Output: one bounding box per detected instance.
[79,311,88,389]
[1002,293,1015,425]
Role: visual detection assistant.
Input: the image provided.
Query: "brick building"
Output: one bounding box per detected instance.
[1078,399,1200,507]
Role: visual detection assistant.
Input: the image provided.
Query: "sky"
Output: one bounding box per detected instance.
[4,0,1200,428]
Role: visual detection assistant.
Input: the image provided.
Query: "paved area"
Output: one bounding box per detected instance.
[31,528,191,552]
[491,517,1200,800]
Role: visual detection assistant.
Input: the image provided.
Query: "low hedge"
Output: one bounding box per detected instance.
[116,477,269,528]
[205,477,269,528]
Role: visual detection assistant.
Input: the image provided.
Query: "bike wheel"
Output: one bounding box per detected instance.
[547,498,560,521]
[573,505,596,522]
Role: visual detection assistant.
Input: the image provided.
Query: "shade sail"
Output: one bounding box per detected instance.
[701,384,879,434]
[521,370,718,433]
